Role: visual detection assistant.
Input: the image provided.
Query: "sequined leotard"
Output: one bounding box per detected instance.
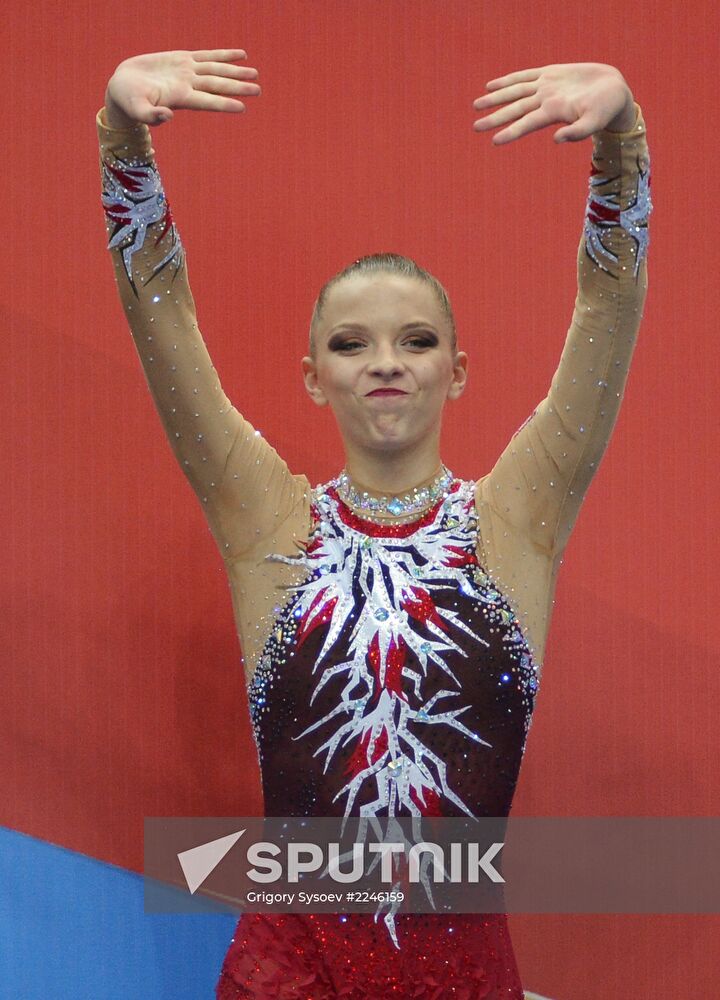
[97,103,651,999]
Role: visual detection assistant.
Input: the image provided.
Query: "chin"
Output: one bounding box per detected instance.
[357,431,431,454]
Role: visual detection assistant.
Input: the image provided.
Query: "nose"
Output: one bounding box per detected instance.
[367,342,405,377]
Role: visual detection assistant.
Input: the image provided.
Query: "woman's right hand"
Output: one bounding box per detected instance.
[104,48,261,128]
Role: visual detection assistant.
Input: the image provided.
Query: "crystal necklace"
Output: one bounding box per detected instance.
[332,464,455,523]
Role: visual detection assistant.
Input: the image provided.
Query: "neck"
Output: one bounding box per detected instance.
[342,450,445,497]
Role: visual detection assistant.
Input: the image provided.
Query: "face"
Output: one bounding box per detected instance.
[301,273,468,455]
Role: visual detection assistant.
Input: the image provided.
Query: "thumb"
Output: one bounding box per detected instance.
[150,106,174,126]
[554,112,596,144]
[127,95,174,126]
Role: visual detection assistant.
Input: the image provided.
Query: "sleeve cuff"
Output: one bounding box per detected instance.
[96,107,154,159]
[593,102,646,147]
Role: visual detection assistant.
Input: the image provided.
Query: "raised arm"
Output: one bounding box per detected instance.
[98,49,308,560]
[472,64,652,556]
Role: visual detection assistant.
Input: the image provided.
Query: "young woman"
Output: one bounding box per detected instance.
[98,48,651,999]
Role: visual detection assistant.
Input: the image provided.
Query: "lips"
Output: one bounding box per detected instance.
[366,389,408,396]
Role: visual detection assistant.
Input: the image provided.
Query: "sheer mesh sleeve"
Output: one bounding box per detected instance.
[479,102,652,558]
[97,108,308,560]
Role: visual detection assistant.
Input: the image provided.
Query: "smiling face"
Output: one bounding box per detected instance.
[301,272,468,458]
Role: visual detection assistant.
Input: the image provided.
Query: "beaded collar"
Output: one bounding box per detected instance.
[331,464,454,524]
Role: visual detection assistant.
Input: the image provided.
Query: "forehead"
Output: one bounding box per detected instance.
[320,273,443,327]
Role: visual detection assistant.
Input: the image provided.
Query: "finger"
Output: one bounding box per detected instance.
[473,94,540,131]
[127,97,174,125]
[485,67,544,90]
[488,106,552,145]
[183,90,248,113]
[194,74,261,97]
[554,112,602,143]
[194,60,259,79]
[191,48,247,61]
[473,81,535,110]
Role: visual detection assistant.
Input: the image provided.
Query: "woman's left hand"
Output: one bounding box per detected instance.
[472,62,635,145]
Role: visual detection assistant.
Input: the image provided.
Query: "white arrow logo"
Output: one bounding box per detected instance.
[177,830,245,894]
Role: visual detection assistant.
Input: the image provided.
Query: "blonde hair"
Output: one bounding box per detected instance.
[309,252,457,358]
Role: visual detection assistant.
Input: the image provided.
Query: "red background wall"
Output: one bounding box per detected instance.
[3,1,719,996]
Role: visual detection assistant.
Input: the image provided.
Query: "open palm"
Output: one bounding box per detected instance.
[105,48,261,126]
[472,62,634,144]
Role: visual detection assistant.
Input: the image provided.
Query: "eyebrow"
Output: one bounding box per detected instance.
[328,321,439,335]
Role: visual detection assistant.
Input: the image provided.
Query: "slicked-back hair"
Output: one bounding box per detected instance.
[309,252,457,358]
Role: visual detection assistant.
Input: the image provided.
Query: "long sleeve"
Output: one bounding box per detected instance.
[96,108,308,560]
[479,101,652,558]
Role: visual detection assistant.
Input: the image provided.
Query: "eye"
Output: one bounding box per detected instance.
[407,336,436,348]
[332,339,363,352]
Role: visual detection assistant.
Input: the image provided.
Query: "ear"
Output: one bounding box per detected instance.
[301,355,329,407]
[446,350,468,401]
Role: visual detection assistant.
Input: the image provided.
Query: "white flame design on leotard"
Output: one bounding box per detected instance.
[256,478,537,948]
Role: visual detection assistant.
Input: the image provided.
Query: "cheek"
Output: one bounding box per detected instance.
[416,356,453,387]
[316,360,356,394]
